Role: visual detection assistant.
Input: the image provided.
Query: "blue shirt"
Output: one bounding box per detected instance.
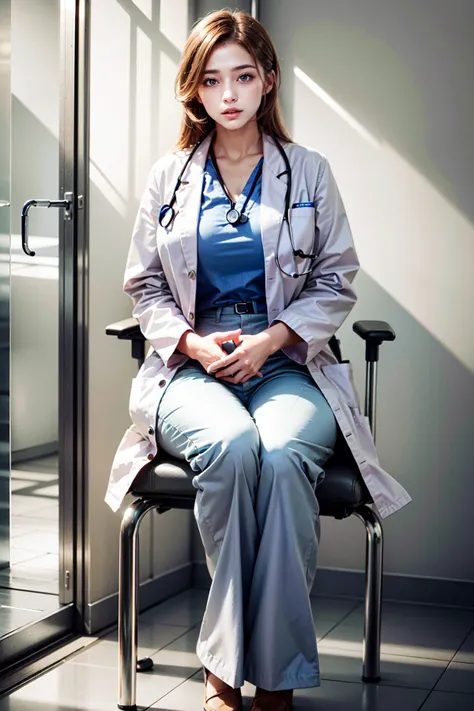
[196,156,266,313]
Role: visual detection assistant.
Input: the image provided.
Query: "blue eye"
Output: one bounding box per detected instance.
[203,78,217,86]
[239,73,253,82]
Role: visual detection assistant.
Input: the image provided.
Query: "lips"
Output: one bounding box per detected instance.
[222,109,242,115]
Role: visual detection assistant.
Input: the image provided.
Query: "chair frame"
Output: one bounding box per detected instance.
[106,318,395,711]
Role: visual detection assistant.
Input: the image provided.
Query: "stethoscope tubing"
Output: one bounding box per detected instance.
[158,134,317,278]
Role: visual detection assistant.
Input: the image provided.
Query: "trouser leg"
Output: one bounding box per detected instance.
[156,364,259,689]
[244,371,338,691]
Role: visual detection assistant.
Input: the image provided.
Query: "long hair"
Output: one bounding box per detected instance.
[174,10,293,150]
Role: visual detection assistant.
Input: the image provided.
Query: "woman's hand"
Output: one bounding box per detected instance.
[177,328,243,372]
[207,332,274,384]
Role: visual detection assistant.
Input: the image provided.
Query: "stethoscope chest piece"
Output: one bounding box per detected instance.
[226,207,249,225]
[226,208,240,225]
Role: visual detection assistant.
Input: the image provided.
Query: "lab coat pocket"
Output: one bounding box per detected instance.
[129,376,158,438]
[289,206,316,255]
[321,362,360,410]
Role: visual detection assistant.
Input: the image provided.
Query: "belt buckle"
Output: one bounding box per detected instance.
[234,301,254,314]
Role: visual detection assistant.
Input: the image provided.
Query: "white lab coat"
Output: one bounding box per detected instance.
[105,131,411,518]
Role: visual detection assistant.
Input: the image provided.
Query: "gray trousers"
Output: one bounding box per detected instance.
[156,308,337,691]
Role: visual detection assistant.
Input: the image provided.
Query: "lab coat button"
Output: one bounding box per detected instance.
[189,312,194,320]
[147,453,154,461]
[188,270,196,280]
[159,379,166,388]
[147,426,154,435]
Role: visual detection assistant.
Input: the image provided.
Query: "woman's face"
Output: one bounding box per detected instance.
[197,41,274,131]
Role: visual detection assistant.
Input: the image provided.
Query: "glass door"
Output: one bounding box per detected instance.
[0,0,88,679]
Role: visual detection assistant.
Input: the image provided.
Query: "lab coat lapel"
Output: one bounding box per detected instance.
[174,132,214,272]
[173,131,288,275]
[261,133,288,264]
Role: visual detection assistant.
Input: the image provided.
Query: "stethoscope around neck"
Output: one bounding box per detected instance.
[158,135,317,278]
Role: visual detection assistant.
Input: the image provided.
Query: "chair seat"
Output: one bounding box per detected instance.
[131,454,372,518]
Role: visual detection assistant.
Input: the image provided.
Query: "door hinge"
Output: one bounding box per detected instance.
[65,570,71,590]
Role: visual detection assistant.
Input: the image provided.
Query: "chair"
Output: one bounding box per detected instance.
[106,317,395,711]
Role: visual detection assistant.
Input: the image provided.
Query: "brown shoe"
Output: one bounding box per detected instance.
[250,687,294,711]
[203,667,243,711]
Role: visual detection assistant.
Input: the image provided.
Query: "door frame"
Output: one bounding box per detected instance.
[58,0,89,612]
[0,0,90,685]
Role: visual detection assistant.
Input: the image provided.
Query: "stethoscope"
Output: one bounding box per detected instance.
[158,135,317,278]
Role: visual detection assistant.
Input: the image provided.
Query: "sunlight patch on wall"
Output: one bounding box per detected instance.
[293,66,474,372]
[158,51,182,157]
[134,26,152,202]
[132,0,152,20]
[160,0,189,51]
[293,67,380,149]
[90,0,130,202]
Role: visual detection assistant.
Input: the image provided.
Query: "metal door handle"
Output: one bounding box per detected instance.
[21,191,73,256]
[0,200,10,207]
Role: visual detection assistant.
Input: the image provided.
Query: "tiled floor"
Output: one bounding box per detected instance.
[1,454,59,596]
[1,588,474,710]
[0,455,60,638]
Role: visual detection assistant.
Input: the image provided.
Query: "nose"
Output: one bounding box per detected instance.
[222,81,237,103]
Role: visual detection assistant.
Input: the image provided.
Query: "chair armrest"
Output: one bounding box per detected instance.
[353,320,395,363]
[105,318,143,340]
[105,317,145,364]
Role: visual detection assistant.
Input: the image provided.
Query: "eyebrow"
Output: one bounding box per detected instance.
[202,64,257,75]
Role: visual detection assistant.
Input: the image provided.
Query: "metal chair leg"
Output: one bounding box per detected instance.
[354,504,384,683]
[118,498,157,710]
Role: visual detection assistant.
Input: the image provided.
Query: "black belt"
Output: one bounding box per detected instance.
[197,301,267,317]
[233,300,260,314]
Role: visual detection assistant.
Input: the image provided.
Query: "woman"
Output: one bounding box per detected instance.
[105,9,411,711]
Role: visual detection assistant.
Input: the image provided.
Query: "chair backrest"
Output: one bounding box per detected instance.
[328,335,342,363]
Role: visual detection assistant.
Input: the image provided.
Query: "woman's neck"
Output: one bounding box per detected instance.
[212,120,263,161]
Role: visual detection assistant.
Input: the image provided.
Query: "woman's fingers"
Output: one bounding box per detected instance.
[207,354,236,374]
[219,369,263,383]
[216,328,241,343]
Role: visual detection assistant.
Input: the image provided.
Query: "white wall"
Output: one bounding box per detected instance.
[87,0,194,606]
[10,0,59,452]
[258,0,474,582]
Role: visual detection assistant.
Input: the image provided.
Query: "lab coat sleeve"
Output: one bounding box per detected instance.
[123,160,192,368]
[275,156,360,364]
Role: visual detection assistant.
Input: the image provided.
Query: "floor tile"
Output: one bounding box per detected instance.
[311,596,359,640]
[13,456,58,474]
[0,566,58,594]
[0,606,47,635]
[318,646,447,690]
[9,548,41,565]
[70,623,193,668]
[10,495,54,516]
[138,588,209,628]
[434,661,474,694]
[10,480,33,493]
[0,588,59,612]
[16,553,59,571]
[454,628,474,664]
[11,528,59,553]
[30,484,59,498]
[151,668,429,710]
[320,602,474,661]
[11,470,58,482]
[420,691,474,711]
[0,657,188,711]
[9,522,38,538]
[27,503,59,520]
[150,625,201,675]
[11,515,58,533]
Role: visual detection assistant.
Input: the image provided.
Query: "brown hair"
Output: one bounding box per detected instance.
[173,10,293,150]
